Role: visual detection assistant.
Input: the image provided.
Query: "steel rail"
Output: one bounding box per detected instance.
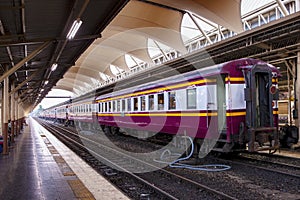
[38,119,237,200]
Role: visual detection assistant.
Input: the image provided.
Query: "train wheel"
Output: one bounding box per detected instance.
[111,126,120,135]
[104,126,112,135]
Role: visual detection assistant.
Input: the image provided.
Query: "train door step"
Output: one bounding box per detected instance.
[218,139,229,143]
[212,148,224,152]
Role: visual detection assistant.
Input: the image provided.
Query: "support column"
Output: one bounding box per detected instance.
[2,76,9,155]
[17,104,21,134]
[19,104,24,133]
[15,102,19,135]
[10,84,15,143]
[297,52,300,142]
[14,93,17,136]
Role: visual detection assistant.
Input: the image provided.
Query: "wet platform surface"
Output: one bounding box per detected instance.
[0,118,129,200]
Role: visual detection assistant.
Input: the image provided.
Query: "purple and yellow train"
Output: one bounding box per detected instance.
[39,58,280,152]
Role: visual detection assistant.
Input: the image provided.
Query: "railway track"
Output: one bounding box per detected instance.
[37,119,237,200]
[217,152,300,179]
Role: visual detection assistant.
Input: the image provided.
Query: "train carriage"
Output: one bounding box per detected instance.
[96,58,280,152]
[68,96,98,127]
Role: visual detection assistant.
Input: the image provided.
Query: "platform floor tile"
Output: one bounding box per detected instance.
[0,121,76,200]
[31,118,130,200]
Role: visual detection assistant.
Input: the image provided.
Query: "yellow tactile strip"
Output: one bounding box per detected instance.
[68,179,96,199]
[40,133,95,200]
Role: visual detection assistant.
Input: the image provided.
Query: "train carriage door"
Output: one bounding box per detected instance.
[217,75,227,133]
[207,76,227,133]
[244,66,273,128]
[243,64,278,151]
[255,72,273,127]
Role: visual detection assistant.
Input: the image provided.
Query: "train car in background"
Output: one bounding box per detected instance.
[55,104,68,124]
[40,95,98,127]
[67,95,98,128]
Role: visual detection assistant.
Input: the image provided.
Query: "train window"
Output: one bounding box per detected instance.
[149,95,154,110]
[133,97,138,111]
[127,99,132,112]
[114,101,117,112]
[116,100,120,112]
[111,101,115,112]
[103,103,106,112]
[187,88,196,109]
[158,93,164,110]
[107,102,111,112]
[96,104,99,112]
[141,96,146,111]
[121,99,125,111]
[169,91,176,110]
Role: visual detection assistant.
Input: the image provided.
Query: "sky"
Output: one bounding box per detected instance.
[37,89,73,110]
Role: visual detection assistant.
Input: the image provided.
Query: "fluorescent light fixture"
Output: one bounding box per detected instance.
[66,18,82,39]
[51,63,58,71]
[44,80,49,85]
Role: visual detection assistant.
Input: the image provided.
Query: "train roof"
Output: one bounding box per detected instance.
[96,58,279,100]
[43,58,279,110]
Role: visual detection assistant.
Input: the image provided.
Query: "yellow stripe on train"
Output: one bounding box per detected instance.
[97,112,218,117]
[97,110,278,117]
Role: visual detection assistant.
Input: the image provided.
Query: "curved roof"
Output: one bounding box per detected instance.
[0,0,130,111]
[55,0,243,96]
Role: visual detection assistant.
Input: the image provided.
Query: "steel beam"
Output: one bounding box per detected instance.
[0,41,51,83]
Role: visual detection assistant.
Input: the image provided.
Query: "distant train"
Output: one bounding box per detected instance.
[39,58,280,153]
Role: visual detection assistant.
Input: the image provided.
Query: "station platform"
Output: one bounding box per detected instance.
[0,117,129,200]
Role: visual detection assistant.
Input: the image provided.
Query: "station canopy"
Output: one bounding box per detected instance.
[0,0,244,111]
[55,0,243,96]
